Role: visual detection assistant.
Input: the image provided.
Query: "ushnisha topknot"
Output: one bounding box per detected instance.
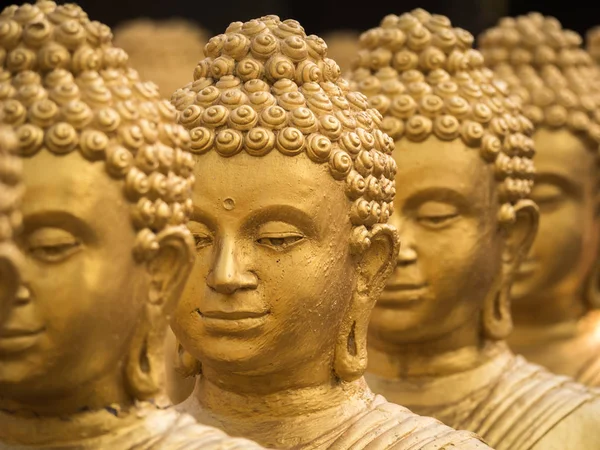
[348,8,536,225]
[171,15,397,250]
[0,0,195,262]
[479,12,600,148]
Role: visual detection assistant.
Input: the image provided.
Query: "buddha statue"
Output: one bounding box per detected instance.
[350,9,600,450]
[479,13,600,387]
[0,126,22,324]
[170,14,491,450]
[113,18,207,101]
[0,2,265,448]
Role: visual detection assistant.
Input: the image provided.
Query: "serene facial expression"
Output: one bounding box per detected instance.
[369,138,503,345]
[172,150,356,379]
[511,128,599,309]
[0,151,148,402]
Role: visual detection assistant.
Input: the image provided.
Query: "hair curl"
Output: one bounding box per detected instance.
[0,126,21,244]
[348,9,536,224]
[479,13,600,150]
[587,26,600,65]
[172,15,397,252]
[0,1,195,262]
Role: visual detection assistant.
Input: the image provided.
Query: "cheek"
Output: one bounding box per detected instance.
[418,222,499,294]
[33,251,144,347]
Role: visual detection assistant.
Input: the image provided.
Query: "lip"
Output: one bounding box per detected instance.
[196,309,269,334]
[515,259,538,278]
[0,328,45,354]
[378,283,428,309]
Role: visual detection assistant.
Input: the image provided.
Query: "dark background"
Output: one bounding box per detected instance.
[1,0,599,40]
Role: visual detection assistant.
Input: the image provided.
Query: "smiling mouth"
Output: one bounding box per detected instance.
[378,283,428,309]
[195,309,270,334]
[0,328,45,354]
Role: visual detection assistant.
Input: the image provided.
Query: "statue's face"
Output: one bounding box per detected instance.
[369,138,502,344]
[0,242,21,325]
[511,128,599,310]
[173,150,356,378]
[0,150,148,402]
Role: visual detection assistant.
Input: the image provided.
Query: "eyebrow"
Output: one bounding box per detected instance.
[191,203,320,237]
[534,172,583,197]
[22,210,95,241]
[403,187,472,211]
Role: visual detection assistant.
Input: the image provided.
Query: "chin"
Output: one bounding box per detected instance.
[197,334,275,371]
[369,307,433,344]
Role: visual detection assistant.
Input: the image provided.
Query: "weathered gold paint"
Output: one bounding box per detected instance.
[171,15,491,450]
[0,2,265,448]
[352,9,600,450]
[480,13,600,387]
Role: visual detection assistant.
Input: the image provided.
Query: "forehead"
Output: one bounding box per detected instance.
[392,137,495,204]
[21,150,128,227]
[192,150,349,224]
[534,128,597,178]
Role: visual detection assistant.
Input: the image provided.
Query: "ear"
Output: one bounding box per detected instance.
[0,242,22,323]
[502,200,539,281]
[125,226,195,400]
[334,224,400,381]
[147,226,195,315]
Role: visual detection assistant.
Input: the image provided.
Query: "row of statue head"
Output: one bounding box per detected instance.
[1,2,600,450]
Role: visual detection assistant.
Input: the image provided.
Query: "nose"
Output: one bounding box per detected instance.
[14,284,31,305]
[389,214,417,266]
[206,238,258,294]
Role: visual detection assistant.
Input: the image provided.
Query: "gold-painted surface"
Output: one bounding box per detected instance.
[350,9,600,449]
[0,126,22,324]
[0,2,265,448]
[113,18,207,100]
[480,13,600,387]
[171,15,491,450]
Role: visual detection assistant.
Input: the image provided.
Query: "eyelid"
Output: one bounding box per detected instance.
[415,201,459,217]
[28,228,79,246]
[257,231,304,238]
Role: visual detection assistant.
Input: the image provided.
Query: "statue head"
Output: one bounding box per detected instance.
[350,9,538,348]
[480,13,600,317]
[0,1,195,414]
[0,126,22,324]
[171,15,399,386]
[113,18,207,99]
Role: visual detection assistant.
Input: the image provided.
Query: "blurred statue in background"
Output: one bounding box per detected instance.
[480,12,600,387]
[113,18,207,99]
[351,9,600,450]
[320,30,360,76]
[0,2,265,448]
[586,26,600,65]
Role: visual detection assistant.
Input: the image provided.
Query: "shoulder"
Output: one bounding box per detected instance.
[531,396,600,450]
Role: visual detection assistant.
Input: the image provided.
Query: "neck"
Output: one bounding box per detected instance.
[366,338,512,411]
[0,369,133,416]
[187,371,375,449]
[0,399,166,446]
[512,292,586,328]
[368,318,490,378]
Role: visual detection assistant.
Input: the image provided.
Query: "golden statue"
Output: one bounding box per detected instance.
[113,18,207,100]
[586,26,600,65]
[0,126,22,324]
[0,2,265,448]
[479,13,600,387]
[350,9,600,450]
[170,15,491,450]
[320,30,360,76]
